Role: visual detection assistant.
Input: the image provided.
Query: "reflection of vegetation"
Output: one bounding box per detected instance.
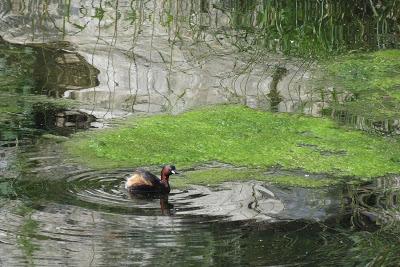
[311,219,400,265]
[319,181,400,265]
[15,0,400,59]
[16,205,39,266]
[321,49,400,132]
[67,105,400,178]
[327,50,400,100]
[0,95,76,142]
[346,228,400,266]
[173,168,338,188]
[0,41,80,143]
[0,42,35,94]
[0,179,16,198]
[221,0,400,57]
[0,41,38,142]
[267,66,287,111]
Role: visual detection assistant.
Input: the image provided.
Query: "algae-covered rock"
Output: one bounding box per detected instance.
[66,105,400,179]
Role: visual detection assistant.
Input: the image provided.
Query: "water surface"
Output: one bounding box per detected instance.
[1,0,400,266]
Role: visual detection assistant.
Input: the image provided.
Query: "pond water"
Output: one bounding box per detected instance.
[1,0,400,266]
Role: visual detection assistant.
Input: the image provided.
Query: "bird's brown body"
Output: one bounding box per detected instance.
[125,165,177,194]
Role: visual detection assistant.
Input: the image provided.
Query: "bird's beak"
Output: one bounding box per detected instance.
[171,170,179,174]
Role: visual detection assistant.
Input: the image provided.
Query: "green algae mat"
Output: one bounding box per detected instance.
[324,49,400,121]
[172,168,339,188]
[66,105,400,179]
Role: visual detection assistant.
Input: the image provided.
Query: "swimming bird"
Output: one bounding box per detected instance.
[125,165,178,194]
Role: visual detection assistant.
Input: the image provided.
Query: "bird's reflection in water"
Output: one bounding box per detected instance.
[160,195,174,215]
[127,192,175,215]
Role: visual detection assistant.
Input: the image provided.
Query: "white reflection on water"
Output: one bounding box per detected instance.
[1,0,318,119]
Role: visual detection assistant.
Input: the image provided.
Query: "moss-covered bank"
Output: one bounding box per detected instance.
[324,49,400,121]
[66,105,400,180]
[174,168,339,188]
[328,50,400,99]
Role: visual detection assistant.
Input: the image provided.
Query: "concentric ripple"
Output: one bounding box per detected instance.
[29,168,344,224]
[57,168,284,220]
[62,168,208,217]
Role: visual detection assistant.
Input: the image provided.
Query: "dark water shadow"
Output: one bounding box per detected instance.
[127,192,175,216]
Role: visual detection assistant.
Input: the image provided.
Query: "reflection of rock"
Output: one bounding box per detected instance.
[177,179,400,229]
[55,110,96,129]
[55,52,82,64]
[176,182,341,222]
[32,102,96,134]
[33,48,100,97]
[0,37,100,97]
[179,182,284,221]
[0,0,316,117]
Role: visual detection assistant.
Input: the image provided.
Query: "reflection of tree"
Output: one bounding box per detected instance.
[267,66,286,111]
[13,204,40,266]
[316,179,400,266]
[225,0,400,57]
[345,178,400,230]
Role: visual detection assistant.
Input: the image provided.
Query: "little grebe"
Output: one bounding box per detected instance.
[125,165,178,194]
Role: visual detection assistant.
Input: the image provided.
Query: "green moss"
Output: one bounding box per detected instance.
[66,105,400,178]
[172,168,339,189]
[173,169,262,188]
[324,49,400,120]
[328,50,400,93]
